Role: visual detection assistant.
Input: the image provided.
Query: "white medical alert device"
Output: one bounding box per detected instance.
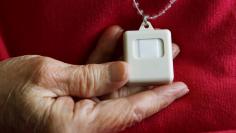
[123,21,174,86]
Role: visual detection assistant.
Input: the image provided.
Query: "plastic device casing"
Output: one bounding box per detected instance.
[124,27,174,86]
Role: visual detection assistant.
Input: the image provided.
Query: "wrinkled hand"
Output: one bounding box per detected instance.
[0,26,189,133]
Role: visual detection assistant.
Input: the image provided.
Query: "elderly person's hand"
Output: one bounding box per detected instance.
[0,26,189,133]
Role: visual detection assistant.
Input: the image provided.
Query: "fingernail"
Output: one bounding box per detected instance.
[115,27,124,38]
[112,25,124,34]
[172,82,189,98]
[172,45,180,58]
[113,25,123,33]
[109,62,128,82]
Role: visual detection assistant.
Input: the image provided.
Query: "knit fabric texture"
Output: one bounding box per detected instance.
[0,0,236,132]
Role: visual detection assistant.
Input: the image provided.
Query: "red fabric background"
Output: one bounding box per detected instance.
[0,0,236,132]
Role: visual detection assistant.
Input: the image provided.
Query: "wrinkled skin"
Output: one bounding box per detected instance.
[0,26,189,133]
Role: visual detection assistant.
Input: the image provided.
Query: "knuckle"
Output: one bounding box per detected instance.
[150,90,173,112]
[120,99,144,126]
[30,56,54,84]
[68,64,105,97]
[68,65,94,97]
[32,56,52,66]
[78,64,100,97]
[112,99,145,130]
[131,105,144,123]
[160,93,174,108]
[67,66,80,95]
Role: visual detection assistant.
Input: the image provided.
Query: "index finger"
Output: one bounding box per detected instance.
[87,26,123,64]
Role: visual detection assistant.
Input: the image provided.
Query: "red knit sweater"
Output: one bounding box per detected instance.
[0,0,236,132]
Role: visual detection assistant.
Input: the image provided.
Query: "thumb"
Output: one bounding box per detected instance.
[61,61,128,98]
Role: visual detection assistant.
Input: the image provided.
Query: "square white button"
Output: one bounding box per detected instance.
[135,39,164,58]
